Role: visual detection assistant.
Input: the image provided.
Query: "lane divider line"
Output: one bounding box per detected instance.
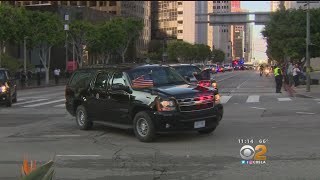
[56,155,101,157]
[296,112,316,115]
[23,99,65,108]
[13,99,48,106]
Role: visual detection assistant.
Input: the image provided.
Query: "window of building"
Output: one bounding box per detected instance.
[227,53,230,57]
[70,1,77,6]
[178,30,183,33]
[217,1,220,3]
[217,6,220,9]
[109,1,116,6]
[42,1,49,3]
[178,2,182,5]
[80,1,87,6]
[61,1,67,5]
[178,20,183,24]
[226,6,229,9]
[213,1,216,3]
[100,1,106,6]
[89,1,97,7]
[23,1,30,5]
[178,11,183,14]
[213,6,216,9]
[32,1,39,4]
[51,1,58,5]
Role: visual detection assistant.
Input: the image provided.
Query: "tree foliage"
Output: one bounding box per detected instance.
[167,41,212,63]
[262,8,320,65]
[27,11,64,84]
[211,49,225,63]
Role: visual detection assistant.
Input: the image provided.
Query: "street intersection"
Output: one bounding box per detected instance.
[0,70,320,180]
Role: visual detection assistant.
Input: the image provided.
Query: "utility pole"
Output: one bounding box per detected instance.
[23,37,27,76]
[64,12,70,71]
[306,1,311,92]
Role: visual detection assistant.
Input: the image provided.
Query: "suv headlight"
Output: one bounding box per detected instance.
[0,85,7,93]
[156,98,177,112]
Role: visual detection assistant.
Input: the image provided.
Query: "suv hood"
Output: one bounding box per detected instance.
[153,84,215,99]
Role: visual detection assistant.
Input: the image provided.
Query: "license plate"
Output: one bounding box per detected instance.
[194,120,206,128]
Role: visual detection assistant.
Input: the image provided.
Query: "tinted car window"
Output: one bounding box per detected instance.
[173,66,201,77]
[95,72,109,89]
[69,72,92,88]
[127,67,186,88]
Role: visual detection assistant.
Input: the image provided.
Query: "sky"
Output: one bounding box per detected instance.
[241,1,270,61]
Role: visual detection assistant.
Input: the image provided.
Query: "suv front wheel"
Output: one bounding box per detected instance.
[76,105,93,130]
[133,111,156,142]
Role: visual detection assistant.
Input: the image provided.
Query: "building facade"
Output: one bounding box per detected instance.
[284,1,320,9]
[14,1,151,58]
[151,1,198,44]
[212,1,232,63]
[271,1,280,12]
[195,1,214,50]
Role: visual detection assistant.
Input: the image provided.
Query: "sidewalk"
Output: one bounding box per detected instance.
[15,78,68,90]
[285,71,320,98]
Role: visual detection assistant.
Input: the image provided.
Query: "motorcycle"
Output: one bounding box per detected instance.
[265,69,270,77]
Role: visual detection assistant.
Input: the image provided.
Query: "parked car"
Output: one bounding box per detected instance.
[216,65,225,73]
[0,68,17,107]
[170,64,218,90]
[65,64,223,142]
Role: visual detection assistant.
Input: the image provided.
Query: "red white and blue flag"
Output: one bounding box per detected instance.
[132,75,154,88]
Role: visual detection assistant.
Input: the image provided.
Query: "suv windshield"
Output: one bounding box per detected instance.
[0,70,7,82]
[127,66,187,88]
[173,65,201,78]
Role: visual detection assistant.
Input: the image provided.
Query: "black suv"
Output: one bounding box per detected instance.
[65,64,223,142]
[0,68,17,107]
[170,64,218,90]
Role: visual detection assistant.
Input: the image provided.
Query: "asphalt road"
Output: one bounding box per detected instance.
[0,70,320,180]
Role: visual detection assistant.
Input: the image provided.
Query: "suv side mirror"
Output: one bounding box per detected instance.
[111,83,132,93]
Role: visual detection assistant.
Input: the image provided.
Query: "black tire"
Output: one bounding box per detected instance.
[133,111,156,142]
[198,126,217,134]
[76,105,93,130]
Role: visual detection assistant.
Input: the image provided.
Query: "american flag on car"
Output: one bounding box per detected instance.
[132,75,154,88]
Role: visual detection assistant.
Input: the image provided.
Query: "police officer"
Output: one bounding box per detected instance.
[274,65,283,93]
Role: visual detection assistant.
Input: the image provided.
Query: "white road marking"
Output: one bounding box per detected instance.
[56,155,101,157]
[246,95,260,103]
[13,99,48,106]
[54,104,65,107]
[250,107,266,110]
[220,96,232,104]
[236,79,250,89]
[314,99,320,101]
[23,99,65,107]
[41,135,80,137]
[296,112,316,115]
[278,98,292,101]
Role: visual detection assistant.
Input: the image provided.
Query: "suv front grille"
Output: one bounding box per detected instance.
[177,95,214,112]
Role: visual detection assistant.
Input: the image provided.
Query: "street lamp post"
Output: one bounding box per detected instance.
[64,13,69,71]
[306,1,311,92]
[23,36,28,76]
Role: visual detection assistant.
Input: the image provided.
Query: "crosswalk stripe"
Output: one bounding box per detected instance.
[221,96,232,104]
[278,98,292,101]
[246,95,260,103]
[13,99,48,106]
[23,99,65,108]
[314,99,320,101]
[54,104,65,108]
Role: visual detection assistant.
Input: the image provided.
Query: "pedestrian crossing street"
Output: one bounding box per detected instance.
[10,95,320,109]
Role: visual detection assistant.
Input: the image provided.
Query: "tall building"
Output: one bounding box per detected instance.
[195,1,214,50]
[14,1,151,58]
[212,1,232,63]
[151,1,197,44]
[284,1,320,9]
[271,1,280,12]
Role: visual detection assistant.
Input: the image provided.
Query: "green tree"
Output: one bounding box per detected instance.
[0,5,28,67]
[27,11,64,85]
[212,49,225,63]
[194,44,212,63]
[167,41,194,62]
[69,20,95,68]
[114,17,144,63]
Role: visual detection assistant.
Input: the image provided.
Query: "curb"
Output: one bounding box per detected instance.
[17,84,66,90]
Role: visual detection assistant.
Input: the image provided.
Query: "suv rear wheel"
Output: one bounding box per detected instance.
[76,105,93,130]
[133,111,156,142]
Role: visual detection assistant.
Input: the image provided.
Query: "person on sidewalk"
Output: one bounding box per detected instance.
[53,68,60,85]
[287,61,294,87]
[274,65,283,93]
[293,64,301,87]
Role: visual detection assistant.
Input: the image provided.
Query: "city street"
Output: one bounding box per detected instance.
[1,70,320,180]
